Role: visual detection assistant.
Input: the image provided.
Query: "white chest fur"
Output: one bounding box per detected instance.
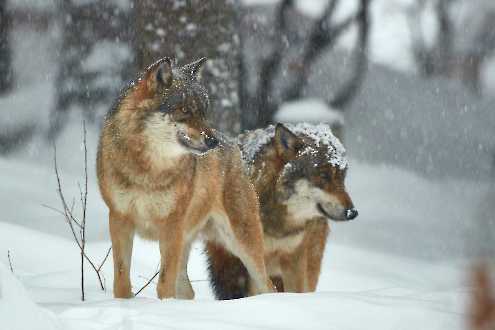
[263,231,305,255]
[110,186,176,238]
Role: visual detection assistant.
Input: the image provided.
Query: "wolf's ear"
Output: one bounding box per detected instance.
[146,57,173,90]
[181,57,207,80]
[155,57,173,88]
[274,123,303,159]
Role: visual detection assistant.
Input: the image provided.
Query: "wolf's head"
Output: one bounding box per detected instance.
[115,57,218,157]
[274,123,358,222]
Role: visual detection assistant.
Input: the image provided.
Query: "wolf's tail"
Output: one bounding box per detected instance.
[205,241,250,300]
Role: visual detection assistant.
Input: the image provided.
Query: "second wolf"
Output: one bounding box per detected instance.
[206,123,358,298]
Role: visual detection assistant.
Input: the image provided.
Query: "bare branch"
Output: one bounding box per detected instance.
[42,203,69,218]
[281,0,359,102]
[80,121,88,301]
[240,1,293,130]
[407,0,435,75]
[42,203,82,229]
[54,144,83,248]
[42,205,104,276]
[407,0,455,77]
[330,0,370,109]
[255,0,293,127]
[7,250,14,273]
[52,121,106,299]
[435,0,454,71]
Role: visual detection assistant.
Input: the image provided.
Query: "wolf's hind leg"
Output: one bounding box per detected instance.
[222,210,274,295]
[109,212,135,298]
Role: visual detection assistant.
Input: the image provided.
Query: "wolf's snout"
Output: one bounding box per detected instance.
[345,208,358,220]
[204,134,219,149]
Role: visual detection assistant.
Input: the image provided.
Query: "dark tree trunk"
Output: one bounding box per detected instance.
[133,0,241,134]
[0,0,13,94]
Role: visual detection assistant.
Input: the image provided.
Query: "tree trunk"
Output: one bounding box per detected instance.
[0,0,13,94]
[133,0,241,134]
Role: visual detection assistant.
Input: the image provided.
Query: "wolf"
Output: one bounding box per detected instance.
[206,123,357,298]
[97,57,274,299]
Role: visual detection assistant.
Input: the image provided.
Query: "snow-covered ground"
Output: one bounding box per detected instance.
[0,227,470,330]
[0,140,479,330]
[0,204,471,330]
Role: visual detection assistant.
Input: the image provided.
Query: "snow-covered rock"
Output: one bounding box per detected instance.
[275,99,344,126]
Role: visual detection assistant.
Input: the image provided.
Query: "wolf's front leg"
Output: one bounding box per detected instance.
[157,224,185,299]
[176,240,195,299]
[109,212,135,298]
[304,219,329,292]
[280,248,306,293]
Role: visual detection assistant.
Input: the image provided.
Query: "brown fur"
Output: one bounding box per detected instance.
[97,57,273,299]
[470,263,495,330]
[207,124,355,299]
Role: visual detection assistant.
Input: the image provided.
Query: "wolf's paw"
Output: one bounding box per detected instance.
[114,286,134,299]
[157,284,175,300]
[176,287,195,300]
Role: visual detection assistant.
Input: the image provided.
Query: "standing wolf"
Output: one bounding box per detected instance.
[206,123,357,298]
[97,57,273,299]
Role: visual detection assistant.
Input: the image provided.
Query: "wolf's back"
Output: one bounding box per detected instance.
[205,242,250,300]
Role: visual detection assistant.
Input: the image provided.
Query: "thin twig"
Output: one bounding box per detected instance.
[98,246,112,272]
[135,270,160,296]
[54,144,83,248]
[41,203,68,218]
[7,250,14,273]
[52,121,106,300]
[42,203,82,228]
[80,121,88,301]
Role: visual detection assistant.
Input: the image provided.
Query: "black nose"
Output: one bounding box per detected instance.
[345,208,358,220]
[204,135,219,149]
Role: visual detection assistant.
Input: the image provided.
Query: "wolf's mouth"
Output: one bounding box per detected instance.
[177,132,211,155]
[316,203,349,222]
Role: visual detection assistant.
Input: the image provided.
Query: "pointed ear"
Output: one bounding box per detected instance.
[181,57,207,80]
[274,123,303,159]
[146,57,173,90]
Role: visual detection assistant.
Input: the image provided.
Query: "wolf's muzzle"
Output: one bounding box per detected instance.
[204,134,219,149]
[317,203,358,222]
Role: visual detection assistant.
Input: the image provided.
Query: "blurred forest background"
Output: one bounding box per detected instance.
[0,0,494,257]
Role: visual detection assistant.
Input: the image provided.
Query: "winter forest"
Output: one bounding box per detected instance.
[1,0,495,329]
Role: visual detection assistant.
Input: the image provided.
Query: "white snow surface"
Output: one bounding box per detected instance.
[0,218,470,330]
[0,262,59,330]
